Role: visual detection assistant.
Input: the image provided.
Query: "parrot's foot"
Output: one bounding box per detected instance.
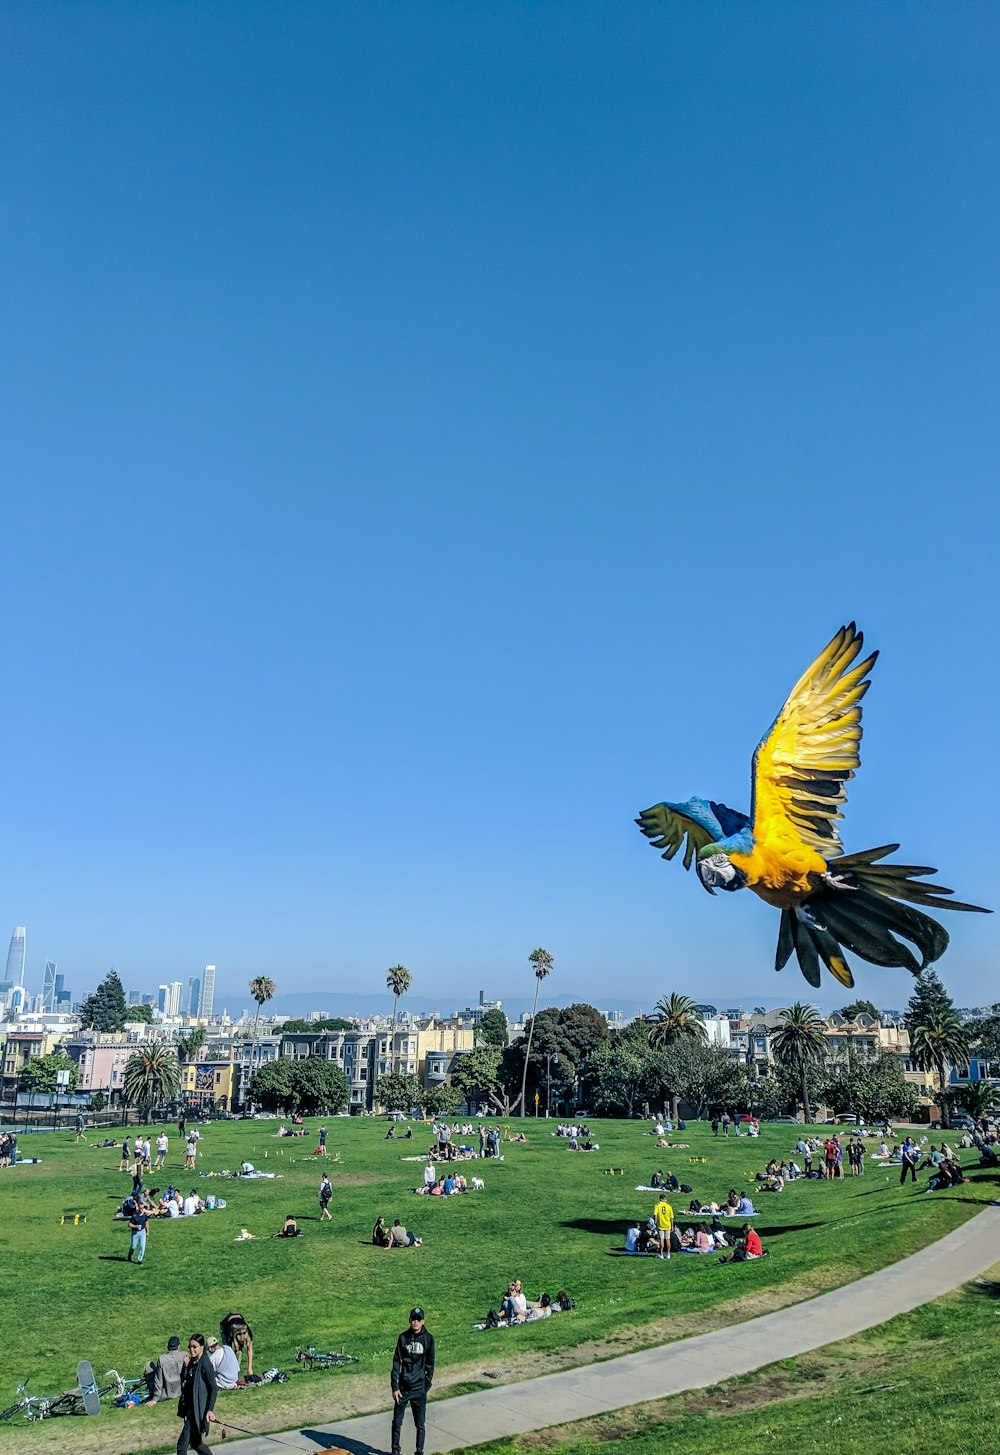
[822,872,857,892]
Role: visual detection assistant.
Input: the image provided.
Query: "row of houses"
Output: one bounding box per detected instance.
[0,1018,477,1114]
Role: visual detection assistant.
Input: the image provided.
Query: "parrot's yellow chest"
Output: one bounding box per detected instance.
[730,838,827,907]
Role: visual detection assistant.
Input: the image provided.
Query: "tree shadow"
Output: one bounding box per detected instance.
[562,1217,633,1235]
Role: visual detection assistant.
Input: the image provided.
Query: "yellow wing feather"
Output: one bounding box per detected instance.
[749,623,877,862]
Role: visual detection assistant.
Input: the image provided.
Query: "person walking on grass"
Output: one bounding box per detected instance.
[901,1137,920,1185]
[319,1174,333,1221]
[119,1135,132,1172]
[175,1334,219,1455]
[390,1307,435,1455]
[653,1192,674,1261]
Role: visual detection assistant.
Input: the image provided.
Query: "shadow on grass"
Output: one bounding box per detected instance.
[97,1254,130,1262]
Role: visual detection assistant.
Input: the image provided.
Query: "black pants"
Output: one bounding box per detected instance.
[177,1416,213,1454]
[900,1161,917,1183]
[391,1391,427,1454]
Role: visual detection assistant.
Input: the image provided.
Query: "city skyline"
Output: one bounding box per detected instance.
[1,5,996,1008]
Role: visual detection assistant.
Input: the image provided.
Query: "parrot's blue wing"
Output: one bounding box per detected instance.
[636,796,750,872]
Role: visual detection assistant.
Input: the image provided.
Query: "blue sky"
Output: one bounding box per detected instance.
[1,3,997,1013]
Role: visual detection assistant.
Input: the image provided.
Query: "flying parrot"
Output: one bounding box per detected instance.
[636,624,989,988]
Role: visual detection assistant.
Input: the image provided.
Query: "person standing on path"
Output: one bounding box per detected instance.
[128,1203,150,1264]
[319,1174,333,1221]
[390,1306,435,1455]
[652,1194,674,1261]
[175,1334,219,1455]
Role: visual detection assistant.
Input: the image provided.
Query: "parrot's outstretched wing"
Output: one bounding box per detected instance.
[637,797,750,871]
[751,623,877,858]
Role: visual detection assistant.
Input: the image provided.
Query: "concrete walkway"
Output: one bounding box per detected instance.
[227,1202,1000,1454]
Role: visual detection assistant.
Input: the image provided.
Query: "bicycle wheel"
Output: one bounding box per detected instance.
[0,1404,24,1422]
[46,1393,84,1417]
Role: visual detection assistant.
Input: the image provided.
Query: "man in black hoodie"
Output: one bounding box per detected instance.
[390,1306,435,1455]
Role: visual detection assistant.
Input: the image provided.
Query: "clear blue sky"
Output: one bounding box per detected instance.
[1,3,997,1013]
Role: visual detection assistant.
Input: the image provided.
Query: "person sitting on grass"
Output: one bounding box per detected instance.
[719,1223,766,1263]
[387,1218,422,1248]
[501,1280,527,1323]
[625,1222,643,1253]
[734,1191,756,1214]
[372,1215,390,1246]
[276,1214,302,1237]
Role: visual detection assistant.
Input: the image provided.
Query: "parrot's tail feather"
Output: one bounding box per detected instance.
[776,849,989,987]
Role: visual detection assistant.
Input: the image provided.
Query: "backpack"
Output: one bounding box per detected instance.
[680,1183,692,1194]
[556,1293,576,1311]
[485,1309,501,1329]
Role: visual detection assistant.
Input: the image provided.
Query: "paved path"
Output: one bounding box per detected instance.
[227,1202,1000,1454]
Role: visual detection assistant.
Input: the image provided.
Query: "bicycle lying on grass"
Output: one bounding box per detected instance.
[0,1368,143,1421]
[294,1346,359,1370]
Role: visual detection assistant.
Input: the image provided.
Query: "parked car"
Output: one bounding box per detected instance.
[768,1116,799,1124]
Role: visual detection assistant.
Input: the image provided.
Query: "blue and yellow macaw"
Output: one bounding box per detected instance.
[637,624,988,988]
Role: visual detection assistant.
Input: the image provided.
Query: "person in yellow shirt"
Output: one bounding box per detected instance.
[652,1195,673,1261]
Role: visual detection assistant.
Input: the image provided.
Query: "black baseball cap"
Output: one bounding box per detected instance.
[409,1307,425,1321]
[167,1337,181,1350]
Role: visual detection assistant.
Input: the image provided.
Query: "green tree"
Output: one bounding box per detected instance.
[770,1002,827,1123]
[584,1023,659,1118]
[475,1008,509,1048]
[19,1051,80,1095]
[450,1045,507,1112]
[821,1051,919,1123]
[176,1027,208,1065]
[648,994,708,1121]
[944,1079,999,1122]
[519,1003,608,1112]
[386,965,414,1074]
[246,1059,294,1111]
[840,999,880,1022]
[911,1011,971,1115]
[375,1070,421,1115]
[904,970,957,1038]
[286,1057,349,1115]
[662,1039,750,1120]
[128,1003,155,1025]
[122,1045,181,1112]
[416,1084,461,1118]
[515,948,553,1116]
[78,970,129,1033]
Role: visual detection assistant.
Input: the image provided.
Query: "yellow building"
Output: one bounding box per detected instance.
[179,1053,240,1110]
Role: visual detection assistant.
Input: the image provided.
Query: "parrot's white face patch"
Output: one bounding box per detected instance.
[698,853,741,892]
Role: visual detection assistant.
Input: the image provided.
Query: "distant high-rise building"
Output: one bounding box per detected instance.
[165,980,183,1016]
[187,977,201,1018]
[41,960,58,1012]
[157,985,168,1013]
[127,990,143,1006]
[5,928,26,988]
[201,965,216,1021]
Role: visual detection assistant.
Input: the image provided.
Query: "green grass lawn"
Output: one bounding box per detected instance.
[1,1115,994,1454]
[473,1265,1000,1455]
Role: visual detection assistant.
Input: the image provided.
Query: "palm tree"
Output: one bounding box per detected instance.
[386,965,414,1074]
[247,976,277,1105]
[517,948,554,1117]
[770,1002,826,1123]
[911,1010,971,1120]
[949,1077,998,1124]
[176,1027,207,1065]
[123,1045,180,1114]
[648,993,708,1121]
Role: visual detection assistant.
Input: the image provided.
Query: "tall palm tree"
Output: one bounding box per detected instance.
[517,948,554,1117]
[123,1045,180,1114]
[770,1002,826,1123]
[247,976,277,1106]
[911,1010,971,1119]
[648,993,708,1121]
[386,965,413,1074]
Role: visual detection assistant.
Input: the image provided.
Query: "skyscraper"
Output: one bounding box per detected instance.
[157,985,168,1013]
[41,960,58,1012]
[187,977,201,1018]
[165,981,183,1016]
[5,928,26,989]
[201,965,216,1021]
